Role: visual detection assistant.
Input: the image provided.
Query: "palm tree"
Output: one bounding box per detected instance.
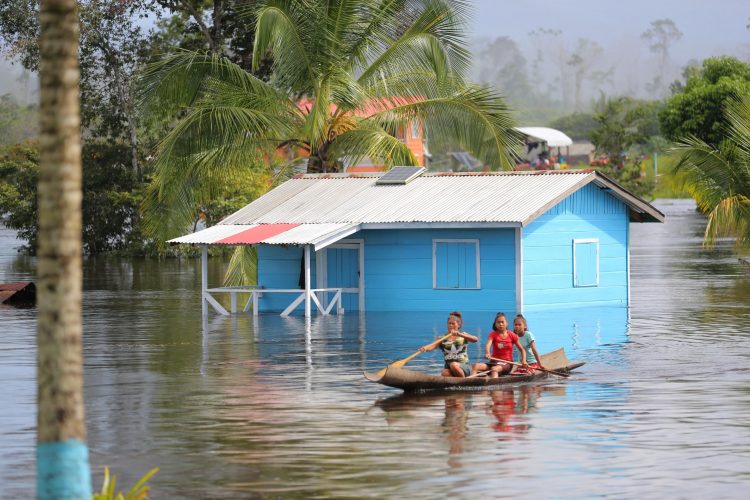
[139,0,519,250]
[37,0,91,496]
[672,94,750,250]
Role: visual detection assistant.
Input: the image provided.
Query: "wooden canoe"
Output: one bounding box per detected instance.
[364,348,584,392]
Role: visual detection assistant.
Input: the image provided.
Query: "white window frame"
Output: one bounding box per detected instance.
[573,238,600,287]
[432,239,481,290]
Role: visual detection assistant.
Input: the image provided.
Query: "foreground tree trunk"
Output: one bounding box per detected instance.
[37,0,91,497]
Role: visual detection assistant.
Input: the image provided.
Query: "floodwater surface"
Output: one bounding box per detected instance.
[1,199,749,498]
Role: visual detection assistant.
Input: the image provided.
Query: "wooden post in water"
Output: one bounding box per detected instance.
[304,245,311,317]
[36,0,91,496]
[201,245,208,317]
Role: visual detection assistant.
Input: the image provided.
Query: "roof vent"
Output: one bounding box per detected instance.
[375,166,426,185]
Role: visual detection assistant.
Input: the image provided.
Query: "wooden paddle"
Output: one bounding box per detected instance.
[372,333,453,378]
[488,356,570,378]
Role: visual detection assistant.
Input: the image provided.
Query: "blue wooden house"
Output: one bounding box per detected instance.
[170,168,663,317]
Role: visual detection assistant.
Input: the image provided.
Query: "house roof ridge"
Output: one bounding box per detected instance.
[293,169,596,180]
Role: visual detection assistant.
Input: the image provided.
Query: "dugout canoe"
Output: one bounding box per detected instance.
[364,348,584,392]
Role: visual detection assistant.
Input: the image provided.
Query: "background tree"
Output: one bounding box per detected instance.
[641,18,683,97]
[474,37,533,108]
[36,0,91,496]
[589,95,658,196]
[0,0,271,258]
[660,56,750,145]
[0,0,158,177]
[567,38,612,111]
[672,94,750,250]
[528,28,570,111]
[547,112,597,141]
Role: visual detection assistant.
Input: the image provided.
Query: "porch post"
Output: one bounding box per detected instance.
[304,245,311,317]
[201,244,208,317]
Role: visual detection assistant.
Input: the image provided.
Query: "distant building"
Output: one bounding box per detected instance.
[515,127,573,169]
[567,141,596,165]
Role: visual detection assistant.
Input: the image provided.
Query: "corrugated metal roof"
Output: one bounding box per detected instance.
[168,223,357,250]
[221,171,599,226]
[173,170,664,247]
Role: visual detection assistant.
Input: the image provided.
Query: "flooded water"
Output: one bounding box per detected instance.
[1,199,749,498]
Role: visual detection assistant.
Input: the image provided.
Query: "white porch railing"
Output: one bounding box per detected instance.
[204,286,344,316]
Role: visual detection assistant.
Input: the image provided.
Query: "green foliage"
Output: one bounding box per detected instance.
[660,56,750,145]
[0,94,38,144]
[80,142,144,254]
[547,112,597,141]
[596,161,654,199]
[589,96,656,167]
[224,245,259,287]
[0,141,39,249]
[671,94,750,251]
[93,466,158,500]
[0,141,147,254]
[589,96,665,198]
[641,153,692,199]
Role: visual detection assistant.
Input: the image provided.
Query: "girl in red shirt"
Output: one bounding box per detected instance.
[471,312,527,378]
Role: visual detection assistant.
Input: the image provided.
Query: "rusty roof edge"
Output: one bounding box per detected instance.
[590,170,665,223]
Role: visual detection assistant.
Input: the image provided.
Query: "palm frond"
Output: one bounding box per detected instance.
[329,122,418,167]
[356,0,472,87]
[138,50,268,124]
[672,136,736,212]
[671,93,750,251]
[345,0,407,72]
[704,195,750,250]
[224,245,259,286]
[253,0,323,93]
[141,174,203,243]
[366,85,520,169]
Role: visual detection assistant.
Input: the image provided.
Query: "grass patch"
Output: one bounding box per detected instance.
[641,154,692,199]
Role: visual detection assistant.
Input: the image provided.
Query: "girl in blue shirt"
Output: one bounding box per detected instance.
[514,314,545,372]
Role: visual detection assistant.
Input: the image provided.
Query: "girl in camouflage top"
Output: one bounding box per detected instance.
[419,311,478,377]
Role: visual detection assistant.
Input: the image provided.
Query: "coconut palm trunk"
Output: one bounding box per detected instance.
[36,0,91,497]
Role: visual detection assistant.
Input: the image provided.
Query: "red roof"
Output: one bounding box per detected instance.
[216,223,300,244]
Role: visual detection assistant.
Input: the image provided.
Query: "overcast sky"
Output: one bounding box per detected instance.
[2,0,748,102]
[470,0,749,62]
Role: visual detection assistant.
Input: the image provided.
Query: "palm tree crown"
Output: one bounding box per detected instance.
[139,0,519,243]
[672,94,750,250]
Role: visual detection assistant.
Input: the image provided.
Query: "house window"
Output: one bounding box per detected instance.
[573,238,599,287]
[433,239,480,289]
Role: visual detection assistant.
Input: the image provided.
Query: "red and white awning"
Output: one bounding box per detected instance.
[168,223,359,250]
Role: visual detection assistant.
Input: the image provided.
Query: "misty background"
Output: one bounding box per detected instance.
[2,0,749,125]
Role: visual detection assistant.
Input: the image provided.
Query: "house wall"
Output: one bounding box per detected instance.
[522,183,629,309]
[257,228,516,313]
[359,228,515,312]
